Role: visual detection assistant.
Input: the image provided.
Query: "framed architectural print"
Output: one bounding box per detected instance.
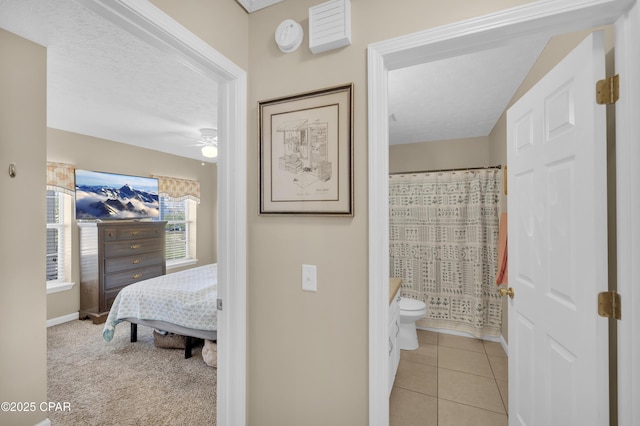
[259,83,353,215]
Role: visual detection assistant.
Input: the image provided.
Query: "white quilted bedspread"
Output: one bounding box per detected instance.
[103,263,217,342]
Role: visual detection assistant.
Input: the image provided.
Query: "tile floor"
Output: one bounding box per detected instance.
[390,329,508,426]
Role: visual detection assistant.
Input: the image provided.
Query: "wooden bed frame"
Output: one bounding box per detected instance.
[127,318,217,359]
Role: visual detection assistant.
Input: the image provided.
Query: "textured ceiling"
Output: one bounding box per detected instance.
[388,37,548,145]
[0,0,548,161]
[0,0,218,163]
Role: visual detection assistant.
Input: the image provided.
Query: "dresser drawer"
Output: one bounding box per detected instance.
[104,264,164,290]
[104,288,120,311]
[104,238,163,257]
[103,225,164,241]
[104,253,164,274]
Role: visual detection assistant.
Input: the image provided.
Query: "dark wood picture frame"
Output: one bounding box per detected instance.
[259,83,354,216]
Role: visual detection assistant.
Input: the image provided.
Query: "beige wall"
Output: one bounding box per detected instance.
[0,28,48,426]
[389,137,491,173]
[46,128,218,321]
[149,0,249,71]
[244,1,535,424]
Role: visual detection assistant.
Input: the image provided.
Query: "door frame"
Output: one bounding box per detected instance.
[367,0,639,425]
[84,1,247,424]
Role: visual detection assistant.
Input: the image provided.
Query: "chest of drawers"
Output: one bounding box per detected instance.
[78,221,166,324]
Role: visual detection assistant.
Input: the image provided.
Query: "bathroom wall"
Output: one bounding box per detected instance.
[389,136,491,173]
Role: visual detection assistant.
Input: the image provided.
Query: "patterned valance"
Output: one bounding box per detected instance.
[47,162,75,196]
[154,175,200,203]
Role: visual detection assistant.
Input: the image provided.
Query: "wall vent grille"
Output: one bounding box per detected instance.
[309,0,351,54]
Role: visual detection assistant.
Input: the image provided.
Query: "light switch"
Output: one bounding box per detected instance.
[302,264,317,292]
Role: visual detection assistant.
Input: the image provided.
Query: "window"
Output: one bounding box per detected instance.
[155,175,200,268]
[46,190,64,281]
[160,197,197,267]
[46,162,75,292]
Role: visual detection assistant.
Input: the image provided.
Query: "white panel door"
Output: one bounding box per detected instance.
[506,31,609,426]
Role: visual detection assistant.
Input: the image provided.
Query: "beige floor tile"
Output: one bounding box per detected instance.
[488,354,508,381]
[401,343,437,367]
[417,329,438,345]
[390,387,438,426]
[483,340,507,357]
[391,329,512,425]
[496,379,508,414]
[438,346,493,378]
[438,399,508,426]
[438,333,485,353]
[438,368,505,414]
[394,359,438,397]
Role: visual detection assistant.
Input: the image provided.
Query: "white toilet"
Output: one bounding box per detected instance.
[398,297,427,350]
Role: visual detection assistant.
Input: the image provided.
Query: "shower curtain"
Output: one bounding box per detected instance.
[389,168,502,338]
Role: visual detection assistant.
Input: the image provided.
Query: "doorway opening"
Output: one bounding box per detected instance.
[368,1,639,425]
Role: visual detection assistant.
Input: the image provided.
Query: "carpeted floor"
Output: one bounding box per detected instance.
[47,319,216,425]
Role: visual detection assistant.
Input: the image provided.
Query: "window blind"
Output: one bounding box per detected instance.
[46,190,64,281]
[160,197,189,261]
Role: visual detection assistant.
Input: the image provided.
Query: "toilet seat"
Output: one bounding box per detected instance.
[400,297,425,311]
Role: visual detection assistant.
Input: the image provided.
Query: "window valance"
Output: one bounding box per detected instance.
[47,162,75,196]
[154,175,200,203]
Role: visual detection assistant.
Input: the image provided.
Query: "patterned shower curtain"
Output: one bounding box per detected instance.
[389,168,502,338]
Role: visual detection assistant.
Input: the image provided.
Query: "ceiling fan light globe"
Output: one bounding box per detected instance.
[201,144,218,158]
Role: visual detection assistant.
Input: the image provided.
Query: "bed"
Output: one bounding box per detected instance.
[102,263,218,358]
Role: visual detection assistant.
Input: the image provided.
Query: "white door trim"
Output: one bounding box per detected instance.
[367,1,637,425]
[614,3,640,425]
[83,1,247,424]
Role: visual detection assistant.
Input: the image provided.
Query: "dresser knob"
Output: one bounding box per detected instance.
[131,259,142,264]
[130,244,142,249]
[132,273,143,279]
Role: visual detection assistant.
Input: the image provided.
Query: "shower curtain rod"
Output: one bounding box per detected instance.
[389,164,502,175]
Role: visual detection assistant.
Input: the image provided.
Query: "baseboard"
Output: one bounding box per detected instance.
[47,312,79,328]
[417,325,506,344]
[416,325,496,339]
[499,334,509,356]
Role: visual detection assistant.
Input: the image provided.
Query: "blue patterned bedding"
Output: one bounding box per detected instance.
[103,263,217,342]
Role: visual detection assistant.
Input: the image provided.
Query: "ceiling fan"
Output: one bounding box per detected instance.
[193,128,218,158]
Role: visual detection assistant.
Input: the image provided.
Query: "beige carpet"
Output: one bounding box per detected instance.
[47,319,216,425]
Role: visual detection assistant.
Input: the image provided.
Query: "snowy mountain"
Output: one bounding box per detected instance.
[75,184,159,220]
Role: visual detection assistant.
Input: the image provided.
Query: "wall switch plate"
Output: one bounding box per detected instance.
[302,264,317,292]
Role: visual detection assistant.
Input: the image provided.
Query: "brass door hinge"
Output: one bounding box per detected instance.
[598,291,621,320]
[596,74,619,105]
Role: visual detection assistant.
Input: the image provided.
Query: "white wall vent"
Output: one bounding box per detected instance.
[308,0,351,54]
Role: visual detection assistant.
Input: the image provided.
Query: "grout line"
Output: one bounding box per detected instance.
[393,331,510,424]
[436,365,496,380]
[485,339,510,417]
[437,396,509,416]
[391,385,437,398]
